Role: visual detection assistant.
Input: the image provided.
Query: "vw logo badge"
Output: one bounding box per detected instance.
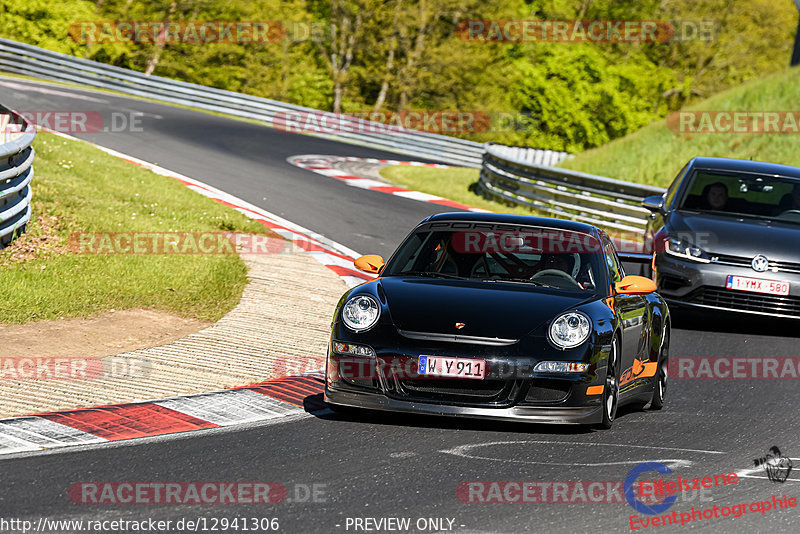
[751,255,769,272]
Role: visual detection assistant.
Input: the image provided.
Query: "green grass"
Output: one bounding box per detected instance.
[0,132,278,324]
[560,68,800,188]
[378,165,545,216]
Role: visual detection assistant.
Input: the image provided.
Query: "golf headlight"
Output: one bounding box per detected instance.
[342,295,380,332]
[665,237,709,263]
[548,311,591,349]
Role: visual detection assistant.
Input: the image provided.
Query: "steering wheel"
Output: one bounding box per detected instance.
[470,257,487,277]
[530,269,583,290]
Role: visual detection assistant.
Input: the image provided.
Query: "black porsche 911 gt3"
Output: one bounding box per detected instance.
[324,213,670,428]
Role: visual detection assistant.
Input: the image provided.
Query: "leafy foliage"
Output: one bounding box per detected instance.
[0,0,796,152]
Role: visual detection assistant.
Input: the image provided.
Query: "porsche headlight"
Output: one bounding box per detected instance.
[548,311,591,349]
[665,237,710,263]
[342,295,381,332]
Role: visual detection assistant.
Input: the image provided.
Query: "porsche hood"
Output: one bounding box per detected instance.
[376,276,595,340]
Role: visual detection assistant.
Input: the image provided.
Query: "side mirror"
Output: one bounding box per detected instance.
[641,195,665,213]
[615,275,657,295]
[354,254,384,274]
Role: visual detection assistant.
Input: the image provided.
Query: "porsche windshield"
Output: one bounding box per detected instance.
[677,171,800,224]
[383,227,606,292]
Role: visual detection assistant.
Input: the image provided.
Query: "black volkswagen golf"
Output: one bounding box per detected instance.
[641,157,800,320]
[325,213,670,429]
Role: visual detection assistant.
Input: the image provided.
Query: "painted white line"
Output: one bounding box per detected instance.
[0,79,110,103]
[0,411,313,461]
[0,434,43,455]
[307,250,360,270]
[440,440,726,469]
[288,154,485,213]
[314,168,352,177]
[345,178,393,189]
[392,190,444,202]
[155,390,302,426]
[735,457,799,482]
[737,475,800,483]
[0,417,107,454]
[446,440,726,455]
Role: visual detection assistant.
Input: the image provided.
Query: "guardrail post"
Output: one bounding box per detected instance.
[0,105,36,247]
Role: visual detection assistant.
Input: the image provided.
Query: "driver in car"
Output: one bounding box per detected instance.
[540,253,573,274]
[702,182,729,211]
[535,253,596,290]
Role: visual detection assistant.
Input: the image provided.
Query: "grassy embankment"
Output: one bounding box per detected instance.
[381,67,800,201]
[561,68,800,187]
[0,132,278,324]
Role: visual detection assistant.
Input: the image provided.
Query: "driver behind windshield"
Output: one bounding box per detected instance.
[702,182,729,211]
[539,253,573,274]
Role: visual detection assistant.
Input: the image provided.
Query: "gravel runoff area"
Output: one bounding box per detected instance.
[0,252,346,418]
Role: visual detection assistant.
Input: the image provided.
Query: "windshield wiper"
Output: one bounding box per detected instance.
[403,271,468,280]
[682,208,772,222]
[481,278,559,288]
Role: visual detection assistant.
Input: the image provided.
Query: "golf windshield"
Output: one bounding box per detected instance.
[382,226,607,292]
[677,171,800,224]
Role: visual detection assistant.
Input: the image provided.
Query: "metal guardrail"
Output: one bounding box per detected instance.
[479,144,665,234]
[0,105,35,246]
[0,38,661,242]
[0,39,576,169]
[0,38,493,167]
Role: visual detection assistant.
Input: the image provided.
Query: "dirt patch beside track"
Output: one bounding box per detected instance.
[0,309,211,359]
[0,252,346,418]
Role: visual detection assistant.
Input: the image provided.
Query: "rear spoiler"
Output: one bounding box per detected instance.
[617,252,653,264]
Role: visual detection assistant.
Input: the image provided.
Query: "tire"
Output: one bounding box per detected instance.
[597,336,620,429]
[649,328,669,410]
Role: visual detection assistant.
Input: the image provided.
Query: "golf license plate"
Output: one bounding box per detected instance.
[726,275,790,296]
[418,355,487,379]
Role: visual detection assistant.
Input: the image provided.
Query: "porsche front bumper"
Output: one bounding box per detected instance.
[324,385,604,425]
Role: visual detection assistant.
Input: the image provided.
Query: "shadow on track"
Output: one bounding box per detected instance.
[670,307,800,337]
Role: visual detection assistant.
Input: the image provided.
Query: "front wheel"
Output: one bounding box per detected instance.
[597,337,619,429]
[649,329,669,410]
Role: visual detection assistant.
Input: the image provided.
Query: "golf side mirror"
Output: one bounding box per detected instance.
[641,195,665,213]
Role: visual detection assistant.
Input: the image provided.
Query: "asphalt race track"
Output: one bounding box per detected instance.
[2,77,799,533]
